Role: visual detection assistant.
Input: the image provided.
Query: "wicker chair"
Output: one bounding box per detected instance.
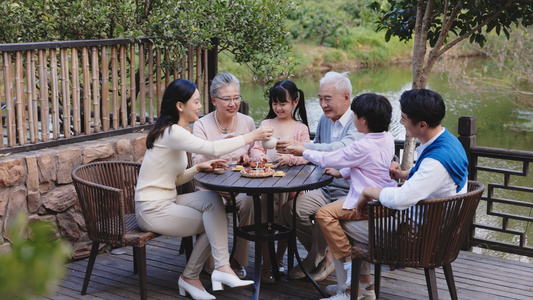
[350,180,485,300]
[72,161,158,300]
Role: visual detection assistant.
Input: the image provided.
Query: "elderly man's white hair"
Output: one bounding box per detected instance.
[319,71,352,99]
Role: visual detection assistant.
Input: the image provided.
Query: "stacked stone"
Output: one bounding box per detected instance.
[0,133,147,259]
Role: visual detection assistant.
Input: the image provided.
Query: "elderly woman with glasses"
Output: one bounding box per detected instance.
[192,72,257,280]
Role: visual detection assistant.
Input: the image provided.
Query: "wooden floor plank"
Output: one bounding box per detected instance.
[34,234,533,300]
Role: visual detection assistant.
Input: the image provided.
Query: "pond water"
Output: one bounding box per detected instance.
[238,60,533,262]
[240,61,533,151]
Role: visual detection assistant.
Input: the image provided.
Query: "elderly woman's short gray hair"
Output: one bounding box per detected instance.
[210,73,240,98]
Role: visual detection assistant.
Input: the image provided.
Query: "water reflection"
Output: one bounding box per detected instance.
[240,62,532,151]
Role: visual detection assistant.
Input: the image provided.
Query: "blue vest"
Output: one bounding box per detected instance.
[408,129,469,192]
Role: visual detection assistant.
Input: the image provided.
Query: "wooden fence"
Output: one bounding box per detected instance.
[0,38,213,154]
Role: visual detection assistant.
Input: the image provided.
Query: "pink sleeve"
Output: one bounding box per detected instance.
[288,122,311,166]
[249,120,268,161]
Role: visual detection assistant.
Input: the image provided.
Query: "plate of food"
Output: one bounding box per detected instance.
[238,158,276,177]
[240,167,275,178]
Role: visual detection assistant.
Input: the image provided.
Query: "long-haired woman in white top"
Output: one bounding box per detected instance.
[135,79,273,299]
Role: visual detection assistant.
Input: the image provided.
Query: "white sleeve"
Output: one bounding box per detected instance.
[379,158,450,210]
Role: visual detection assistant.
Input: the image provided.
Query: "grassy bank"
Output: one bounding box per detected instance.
[218,27,414,82]
[218,26,479,83]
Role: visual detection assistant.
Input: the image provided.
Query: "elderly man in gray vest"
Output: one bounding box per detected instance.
[277,71,362,282]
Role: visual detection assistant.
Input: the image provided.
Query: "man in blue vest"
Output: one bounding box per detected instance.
[325,89,469,300]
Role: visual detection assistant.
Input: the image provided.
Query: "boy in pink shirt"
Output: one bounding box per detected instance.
[288,93,396,300]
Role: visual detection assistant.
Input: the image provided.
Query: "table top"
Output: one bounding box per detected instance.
[194,164,333,194]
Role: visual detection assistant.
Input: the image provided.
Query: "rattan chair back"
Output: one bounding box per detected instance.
[72,161,159,300]
[368,180,484,268]
[350,180,485,300]
[72,161,145,245]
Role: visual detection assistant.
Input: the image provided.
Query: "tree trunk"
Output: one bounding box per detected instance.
[401,0,435,171]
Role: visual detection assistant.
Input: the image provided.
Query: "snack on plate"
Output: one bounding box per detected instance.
[232,165,244,171]
[265,163,274,168]
[274,171,285,177]
[240,167,275,178]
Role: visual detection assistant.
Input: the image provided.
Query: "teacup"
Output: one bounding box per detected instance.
[262,136,278,149]
[213,168,225,175]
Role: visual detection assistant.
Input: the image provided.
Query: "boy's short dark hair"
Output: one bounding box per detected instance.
[351,93,392,132]
[399,89,445,128]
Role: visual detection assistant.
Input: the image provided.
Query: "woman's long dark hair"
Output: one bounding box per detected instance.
[265,81,308,129]
[146,79,197,149]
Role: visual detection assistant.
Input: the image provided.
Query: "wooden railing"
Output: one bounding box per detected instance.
[457,116,533,257]
[0,38,213,154]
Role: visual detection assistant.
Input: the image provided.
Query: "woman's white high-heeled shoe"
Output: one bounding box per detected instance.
[178,276,216,300]
[211,270,254,291]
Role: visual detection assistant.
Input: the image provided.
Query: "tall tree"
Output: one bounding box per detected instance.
[370,0,533,169]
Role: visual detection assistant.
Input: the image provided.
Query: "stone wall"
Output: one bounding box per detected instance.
[0,132,148,259]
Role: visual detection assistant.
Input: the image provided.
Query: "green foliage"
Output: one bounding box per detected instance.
[287,0,386,46]
[0,0,296,86]
[0,213,72,299]
[287,0,350,45]
[370,0,533,48]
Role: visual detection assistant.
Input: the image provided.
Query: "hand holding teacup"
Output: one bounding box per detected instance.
[285,144,306,156]
[276,139,303,152]
[244,126,274,145]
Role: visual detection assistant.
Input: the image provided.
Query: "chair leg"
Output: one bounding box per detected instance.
[133,246,138,274]
[81,242,100,295]
[424,268,439,300]
[443,264,458,300]
[350,259,362,300]
[180,236,194,262]
[134,246,148,300]
[375,264,381,299]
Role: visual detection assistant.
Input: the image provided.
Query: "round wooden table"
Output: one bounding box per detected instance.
[194,164,333,300]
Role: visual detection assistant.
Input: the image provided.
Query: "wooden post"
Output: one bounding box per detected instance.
[50,48,60,139]
[82,47,91,134]
[458,115,477,181]
[101,46,110,131]
[92,46,100,133]
[120,45,127,128]
[207,38,218,113]
[130,44,136,127]
[148,44,154,123]
[15,51,26,145]
[139,43,146,125]
[156,49,162,117]
[458,115,477,252]
[60,48,71,138]
[111,46,119,130]
[203,49,209,112]
[26,50,37,143]
[72,48,80,135]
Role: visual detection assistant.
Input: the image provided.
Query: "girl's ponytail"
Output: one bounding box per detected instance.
[294,88,309,129]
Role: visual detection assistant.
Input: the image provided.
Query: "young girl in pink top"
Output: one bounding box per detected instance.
[251,80,310,166]
[250,80,310,283]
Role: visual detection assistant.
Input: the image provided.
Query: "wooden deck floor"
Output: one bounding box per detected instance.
[38,234,533,300]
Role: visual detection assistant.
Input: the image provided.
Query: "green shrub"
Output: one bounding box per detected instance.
[0,213,72,299]
[323,49,347,63]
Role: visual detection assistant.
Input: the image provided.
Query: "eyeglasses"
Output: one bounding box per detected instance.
[215,95,242,103]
